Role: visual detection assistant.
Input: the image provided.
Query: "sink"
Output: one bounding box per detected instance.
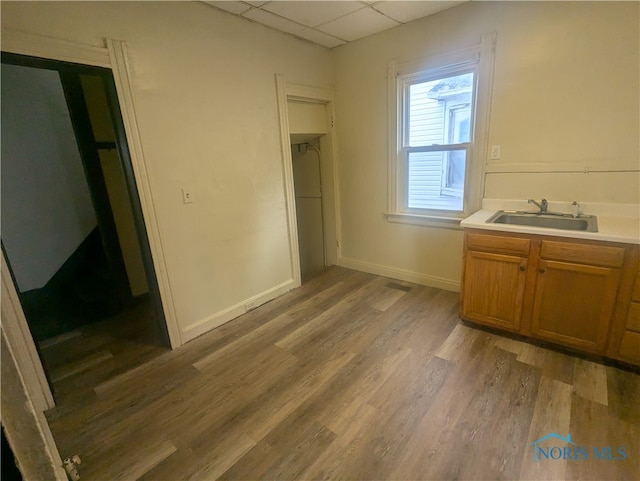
[486,211,598,232]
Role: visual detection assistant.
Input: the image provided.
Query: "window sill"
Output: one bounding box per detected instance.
[385,212,464,229]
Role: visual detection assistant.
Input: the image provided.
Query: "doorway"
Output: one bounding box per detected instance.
[1,53,169,404]
[282,89,341,287]
[292,139,326,282]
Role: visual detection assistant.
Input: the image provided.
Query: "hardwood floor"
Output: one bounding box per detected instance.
[45,267,640,480]
[39,295,168,407]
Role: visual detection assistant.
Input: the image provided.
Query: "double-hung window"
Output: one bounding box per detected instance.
[388,34,495,226]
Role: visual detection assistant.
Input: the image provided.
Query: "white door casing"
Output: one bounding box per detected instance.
[275,75,342,286]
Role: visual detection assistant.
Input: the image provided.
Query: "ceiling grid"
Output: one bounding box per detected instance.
[203,1,466,48]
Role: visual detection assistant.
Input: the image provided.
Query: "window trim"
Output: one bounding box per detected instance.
[387,33,496,227]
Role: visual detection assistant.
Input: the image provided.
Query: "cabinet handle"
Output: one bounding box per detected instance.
[539,268,545,273]
[519,265,526,271]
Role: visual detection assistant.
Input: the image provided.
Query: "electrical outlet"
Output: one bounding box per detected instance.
[182,187,194,204]
[490,145,501,160]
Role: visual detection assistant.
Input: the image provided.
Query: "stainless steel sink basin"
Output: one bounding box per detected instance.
[486,210,598,232]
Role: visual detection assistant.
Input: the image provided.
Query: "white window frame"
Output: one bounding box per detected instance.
[387,33,496,228]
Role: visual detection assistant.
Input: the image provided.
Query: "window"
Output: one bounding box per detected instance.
[388,34,496,226]
[406,71,474,211]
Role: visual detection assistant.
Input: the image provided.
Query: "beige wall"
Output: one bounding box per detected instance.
[333,1,639,290]
[1,1,333,339]
[2,1,637,332]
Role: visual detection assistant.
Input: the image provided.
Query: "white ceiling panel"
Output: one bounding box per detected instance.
[204,1,251,15]
[372,1,465,23]
[318,7,399,42]
[243,7,307,35]
[296,28,346,48]
[202,1,467,48]
[263,1,364,27]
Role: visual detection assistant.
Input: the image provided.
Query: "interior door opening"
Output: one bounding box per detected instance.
[291,137,326,283]
[1,53,169,404]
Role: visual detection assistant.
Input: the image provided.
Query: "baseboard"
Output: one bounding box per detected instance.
[338,257,460,292]
[181,279,298,342]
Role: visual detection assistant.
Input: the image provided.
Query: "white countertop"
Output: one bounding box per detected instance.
[461,199,640,244]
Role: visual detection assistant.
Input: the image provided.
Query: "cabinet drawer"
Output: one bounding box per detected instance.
[626,302,640,332]
[618,330,640,362]
[633,273,640,302]
[540,241,625,268]
[467,233,530,257]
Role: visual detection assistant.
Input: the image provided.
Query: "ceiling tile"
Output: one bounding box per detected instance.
[317,7,399,42]
[296,28,346,48]
[372,1,465,23]
[262,1,364,27]
[242,7,307,35]
[204,1,251,15]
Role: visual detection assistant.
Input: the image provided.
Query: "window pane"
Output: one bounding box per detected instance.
[407,150,465,211]
[446,149,466,190]
[408,72,474,147]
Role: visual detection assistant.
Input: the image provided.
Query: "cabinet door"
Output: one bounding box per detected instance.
[530,260,620,353]
[461,251,528,332]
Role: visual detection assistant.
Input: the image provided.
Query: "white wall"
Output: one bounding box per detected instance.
[333,1,639,290]
[1,1,333,340]
[1,64,97,292]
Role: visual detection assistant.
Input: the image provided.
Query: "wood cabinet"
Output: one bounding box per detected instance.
[461,229,639,365]
[529,240,625,353]
[608,253,640,364]
[461,233,529,332]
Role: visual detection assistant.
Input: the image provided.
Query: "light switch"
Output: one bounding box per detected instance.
[490,145,501,160]
[182,187,194,204]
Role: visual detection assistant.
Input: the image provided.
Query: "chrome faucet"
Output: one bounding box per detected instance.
[571,201,580,218]
[528,198,548,213]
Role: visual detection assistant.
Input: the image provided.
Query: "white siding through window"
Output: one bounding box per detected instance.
[408,83,445,204]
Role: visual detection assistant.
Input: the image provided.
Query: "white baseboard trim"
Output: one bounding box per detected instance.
[338,257,460,292]
[181,279,297,342]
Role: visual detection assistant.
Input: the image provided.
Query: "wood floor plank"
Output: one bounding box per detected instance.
[567,393,639,481]
[193,274,373,372]
[298,402,379,480]
[519,377,572,480]
[255,422,336,481]
[370,284,409,311]
[451,357,541,480]
[389,345,517,480]
[49,349,113,382]
[573,358,609,405]
[274,276,388,352]
[242,266,370,325]
[183,433,256,481]
[606,366,640,425]
[436,323,483,361]
[334,355,454,480]
[136,447,201,481]
[318,347,413,435]
[78,437,176,481]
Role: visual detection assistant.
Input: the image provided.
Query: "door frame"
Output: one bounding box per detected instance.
[275,75,342,287]
[1,31,183,408]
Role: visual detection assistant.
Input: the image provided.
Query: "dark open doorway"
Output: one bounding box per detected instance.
[1,52,169,404]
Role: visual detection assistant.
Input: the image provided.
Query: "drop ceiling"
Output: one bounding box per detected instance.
[203,1,467,48]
